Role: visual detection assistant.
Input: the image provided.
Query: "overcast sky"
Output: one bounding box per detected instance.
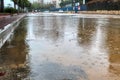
[4,0,14,7]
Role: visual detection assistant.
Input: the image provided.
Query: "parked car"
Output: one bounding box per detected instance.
[44,10,49,13]
[58,9,64,13]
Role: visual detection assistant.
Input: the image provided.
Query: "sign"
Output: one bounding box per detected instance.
[78,6,80,10]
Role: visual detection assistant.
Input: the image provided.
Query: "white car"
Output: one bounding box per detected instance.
[58,10,64,13]
[44,10,49,13]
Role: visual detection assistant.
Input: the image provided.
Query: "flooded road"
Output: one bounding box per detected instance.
[0,13,120,80]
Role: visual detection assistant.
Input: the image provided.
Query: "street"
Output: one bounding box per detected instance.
[0,13,120,80]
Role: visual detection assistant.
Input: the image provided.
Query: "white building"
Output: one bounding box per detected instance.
[30,0,61,8]
[43,0,52,4]
[52,0,61,8]
[37,0,43,3]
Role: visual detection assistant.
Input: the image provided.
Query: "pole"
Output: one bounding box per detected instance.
[17,0,19,14]
[72,0,75,11]
[74,0,78,13]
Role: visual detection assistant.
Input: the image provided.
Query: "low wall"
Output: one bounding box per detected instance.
[79,11,120,15]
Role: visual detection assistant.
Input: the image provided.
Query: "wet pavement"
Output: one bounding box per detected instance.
[0,13,120,80]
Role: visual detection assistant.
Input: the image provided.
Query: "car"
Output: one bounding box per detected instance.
[44,10,49,13]
[58,9,64,13]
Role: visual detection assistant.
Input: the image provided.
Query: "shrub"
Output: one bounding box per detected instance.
[4,7,18,13]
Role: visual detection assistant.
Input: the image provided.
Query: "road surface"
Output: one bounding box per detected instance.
[0,13,120,80]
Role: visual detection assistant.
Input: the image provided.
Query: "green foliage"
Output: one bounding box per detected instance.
[11,0,31,9]
[32,2,54,10]
[4,7,18,13]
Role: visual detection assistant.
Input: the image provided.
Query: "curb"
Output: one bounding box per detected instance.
[0,14,26,48]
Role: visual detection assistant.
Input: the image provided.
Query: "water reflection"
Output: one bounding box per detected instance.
[106,22,120,77]
[77,17,120,80]
[90,18,108,53]
[77,18,96,46]
[0,19,30,80]
[27,16,65,42]
[26,16,88,80]
[26,16,120,80]
[0,14,120,80]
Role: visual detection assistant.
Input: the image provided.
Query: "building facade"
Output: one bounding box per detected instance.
[37,0,61,8]
[43,0,53,4]
[52,0,61,8]
[37,0,43,3]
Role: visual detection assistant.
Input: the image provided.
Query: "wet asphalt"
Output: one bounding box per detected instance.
[0,13,120,80]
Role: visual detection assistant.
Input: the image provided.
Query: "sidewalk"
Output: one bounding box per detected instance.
[0,14,24,29]
[78,11,120,15]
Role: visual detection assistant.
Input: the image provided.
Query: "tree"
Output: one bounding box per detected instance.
[11,0,31,12]
[11,0,17,9]
[31,2,54,11]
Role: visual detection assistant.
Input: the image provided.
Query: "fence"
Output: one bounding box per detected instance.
[50,5,87,11]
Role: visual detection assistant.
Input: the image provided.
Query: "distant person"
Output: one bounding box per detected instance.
[75,6,78,13]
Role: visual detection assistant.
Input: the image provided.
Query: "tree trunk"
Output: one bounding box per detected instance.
[0,0,4,12]
[14,2,16,9]
[17,0,20,14]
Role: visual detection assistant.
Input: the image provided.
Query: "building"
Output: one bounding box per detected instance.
[53,0,86,8]
[38,0,43,3]
[43,0,52,4]
[52,0,61,8]
[36,0,61,8]
[83,0,85,4]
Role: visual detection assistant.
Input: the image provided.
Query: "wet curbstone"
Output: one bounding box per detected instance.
[0,14,26,48]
